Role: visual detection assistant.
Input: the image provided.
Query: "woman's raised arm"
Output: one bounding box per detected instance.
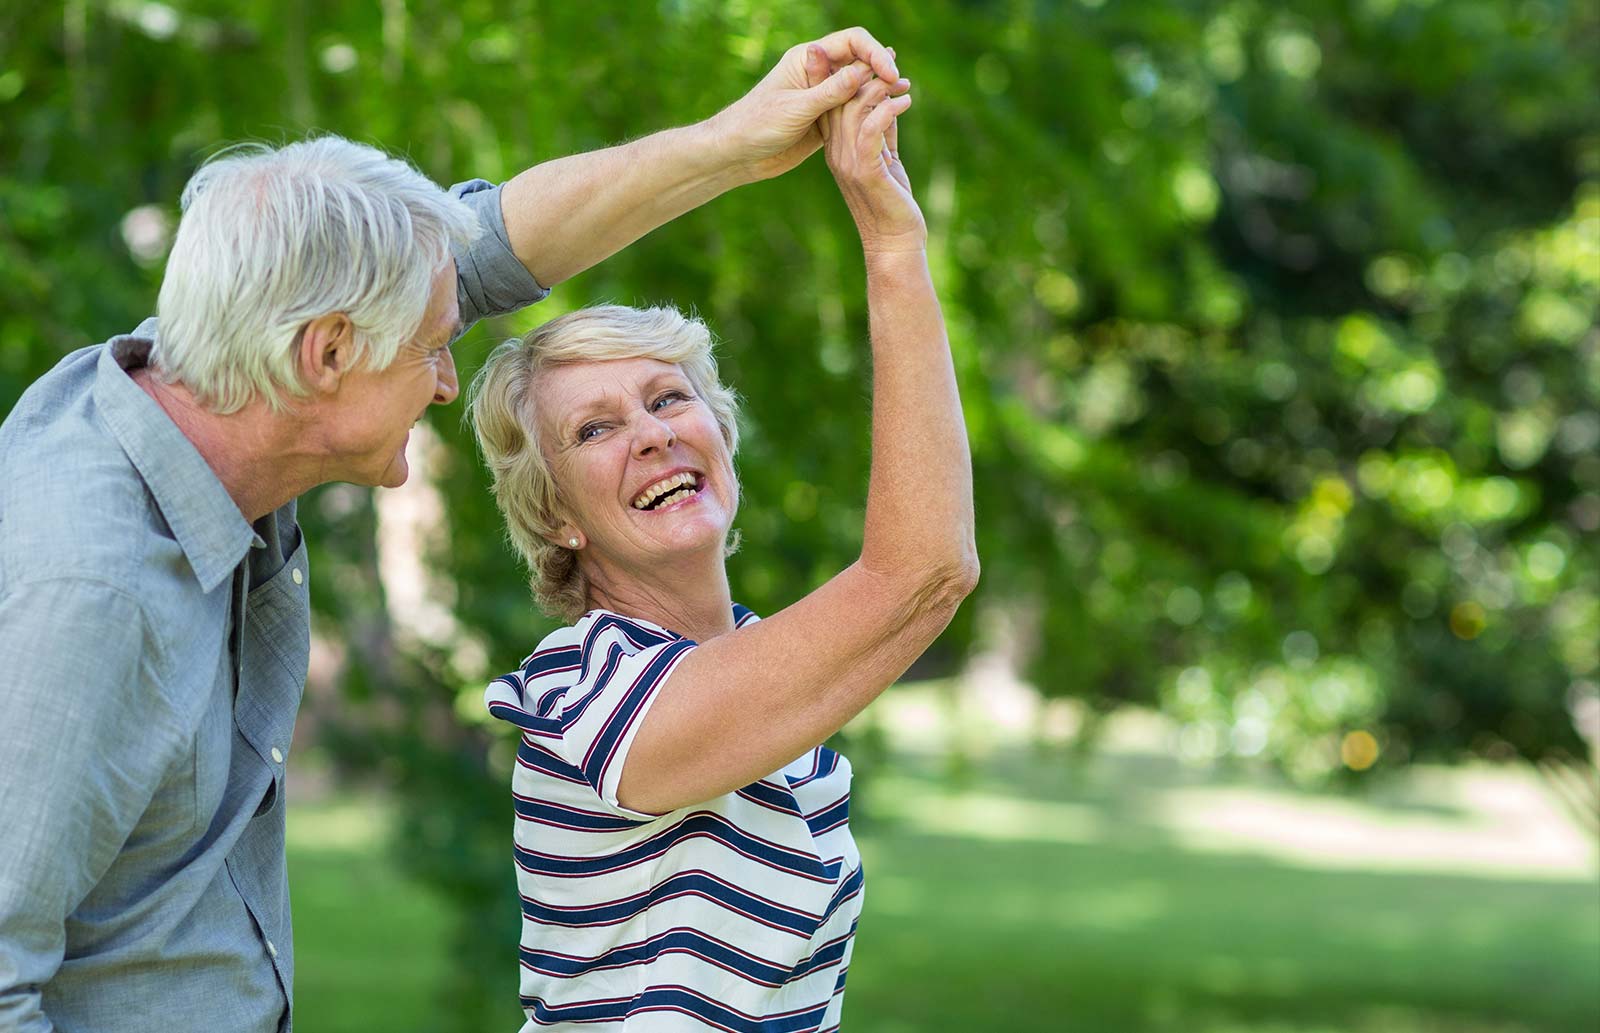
[617,72,978,815]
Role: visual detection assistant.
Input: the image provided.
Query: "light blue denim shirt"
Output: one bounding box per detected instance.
[0,180,545,1033]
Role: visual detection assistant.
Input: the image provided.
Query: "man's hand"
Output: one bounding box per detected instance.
[495,26,909,286]
[710,26,909,182]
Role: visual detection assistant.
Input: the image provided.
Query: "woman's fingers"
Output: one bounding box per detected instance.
[819,60,867,144]
[885,92,902,157]
[839,76,893,149]
[825,63,914,184]
[857,92,910,161]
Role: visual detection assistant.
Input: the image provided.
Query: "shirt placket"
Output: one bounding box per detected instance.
[225,551,297,1030]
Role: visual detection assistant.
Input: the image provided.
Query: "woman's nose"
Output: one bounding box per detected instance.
[632,412,676,457]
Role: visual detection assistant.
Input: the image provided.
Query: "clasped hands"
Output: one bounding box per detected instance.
[712,26,926,253]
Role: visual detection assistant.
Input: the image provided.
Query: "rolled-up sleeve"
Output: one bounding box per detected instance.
[449,179,549,331]
[0,579,174,1031]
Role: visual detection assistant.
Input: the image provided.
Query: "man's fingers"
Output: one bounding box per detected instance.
[807,59,871,112]
[811,26,900,85]
[803,43,828,89]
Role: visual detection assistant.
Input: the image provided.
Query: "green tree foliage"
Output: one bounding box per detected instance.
[3,1,1596,1024]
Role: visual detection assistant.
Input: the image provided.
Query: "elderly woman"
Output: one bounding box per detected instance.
[468,67,976,1032]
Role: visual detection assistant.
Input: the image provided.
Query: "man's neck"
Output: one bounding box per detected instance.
[131,369,317,523]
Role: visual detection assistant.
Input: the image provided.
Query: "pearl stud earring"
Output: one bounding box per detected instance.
[568,537,580,548]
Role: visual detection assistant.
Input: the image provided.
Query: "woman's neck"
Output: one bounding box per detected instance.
[583,550,737,644]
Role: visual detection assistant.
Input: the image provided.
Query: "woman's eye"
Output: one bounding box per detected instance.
[652,391,687,411]
[578,424,606,442]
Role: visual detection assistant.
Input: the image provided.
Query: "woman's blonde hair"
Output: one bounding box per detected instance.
[467,305,741,621]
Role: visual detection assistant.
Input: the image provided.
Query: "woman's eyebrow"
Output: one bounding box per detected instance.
[561,373,688,431]
[563,394,620,432]
[642,371,691,391]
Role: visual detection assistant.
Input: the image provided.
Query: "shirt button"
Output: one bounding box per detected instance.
[291,567,303,585]
[266,940,278,958]
[270,747,284,764]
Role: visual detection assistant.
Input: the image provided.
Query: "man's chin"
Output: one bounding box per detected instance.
[377,453,410,489]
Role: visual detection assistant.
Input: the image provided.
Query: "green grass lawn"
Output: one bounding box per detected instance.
[288,806,457,1030]
[288,730,1600,1033]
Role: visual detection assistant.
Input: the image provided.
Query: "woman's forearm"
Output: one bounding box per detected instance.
[857,249,978,590]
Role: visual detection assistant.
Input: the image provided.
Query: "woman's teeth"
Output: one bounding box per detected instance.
[633,471,699,509]
[649,487,695,509]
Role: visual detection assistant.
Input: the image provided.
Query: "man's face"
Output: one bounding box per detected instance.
[322,260,461,488]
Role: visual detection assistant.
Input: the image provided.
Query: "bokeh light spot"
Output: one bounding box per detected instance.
[1450,601,1487,640]
[1340,730,1379,771]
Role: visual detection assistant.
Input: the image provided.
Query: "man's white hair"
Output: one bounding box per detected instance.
[152,135,479,413]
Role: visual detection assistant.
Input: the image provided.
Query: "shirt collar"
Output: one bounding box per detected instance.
[94,333,261,592]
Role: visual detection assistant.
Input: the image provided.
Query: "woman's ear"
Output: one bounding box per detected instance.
[299,313,354,395]
[552,524,584,551]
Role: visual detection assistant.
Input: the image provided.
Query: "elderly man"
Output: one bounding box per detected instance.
[0,30,901,1032]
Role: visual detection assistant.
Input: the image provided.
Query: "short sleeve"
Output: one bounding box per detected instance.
[448,179,549,332]
[485,615,695,814]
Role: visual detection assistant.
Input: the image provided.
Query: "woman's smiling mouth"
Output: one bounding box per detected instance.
[631,471,704,511]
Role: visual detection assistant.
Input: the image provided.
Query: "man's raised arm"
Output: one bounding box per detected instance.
[497,27,903,287]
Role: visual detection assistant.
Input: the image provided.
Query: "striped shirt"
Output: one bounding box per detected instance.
[484,606,864,1032]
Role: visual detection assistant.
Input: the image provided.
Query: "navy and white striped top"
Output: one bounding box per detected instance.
[485,606,864,1032]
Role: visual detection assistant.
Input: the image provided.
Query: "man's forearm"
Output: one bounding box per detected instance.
[494,28,901,287]
[498,119,752,287]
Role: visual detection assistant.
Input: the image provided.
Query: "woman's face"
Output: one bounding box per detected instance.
[536,356,737,577]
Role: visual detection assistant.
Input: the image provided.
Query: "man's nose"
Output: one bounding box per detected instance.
[434,347,460,405]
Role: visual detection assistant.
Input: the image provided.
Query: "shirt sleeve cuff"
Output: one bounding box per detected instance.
[594,639,698,819]
[448,179,550,333]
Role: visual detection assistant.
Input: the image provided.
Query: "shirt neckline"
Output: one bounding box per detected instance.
[580,602,757,642]
[94,333,259,592]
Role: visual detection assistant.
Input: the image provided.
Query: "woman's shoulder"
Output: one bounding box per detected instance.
[573,608,683,652]
[513,609,664,666]
[503,602,761,693]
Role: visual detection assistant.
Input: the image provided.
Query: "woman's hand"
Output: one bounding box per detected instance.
[820,57,926,254]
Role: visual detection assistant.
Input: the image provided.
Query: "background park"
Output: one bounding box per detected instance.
[2,1,1597,1030]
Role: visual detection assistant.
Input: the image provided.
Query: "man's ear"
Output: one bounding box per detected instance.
[299,313,354,395]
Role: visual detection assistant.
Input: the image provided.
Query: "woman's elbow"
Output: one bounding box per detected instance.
[943,545,981,602]
[861,540,980,613]
[918,546,980,615]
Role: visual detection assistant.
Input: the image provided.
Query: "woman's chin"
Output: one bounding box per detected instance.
[647,511,731,555]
